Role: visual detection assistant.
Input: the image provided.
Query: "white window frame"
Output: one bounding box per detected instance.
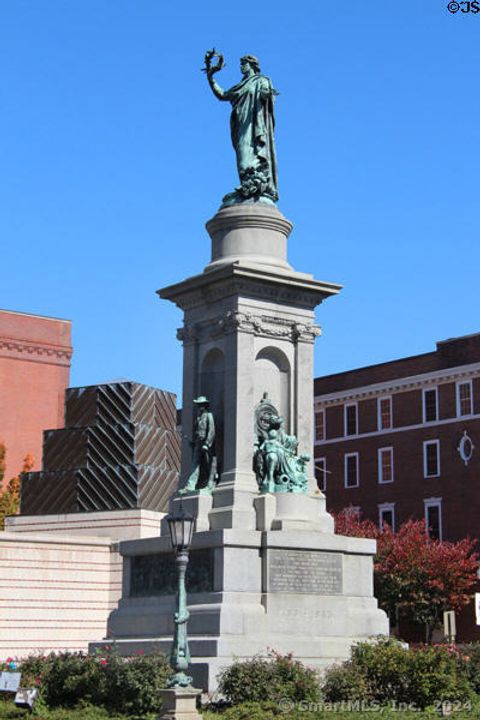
[378,446,394,484]
[424,497,443,540]
[344,452,359,488]
[423,439,440,478]
[378,502,395,532]
[456,380,473,417]
[377,396,392,431]
[344,403,358,437]
[315,409,326,442]
[422,387,438,424]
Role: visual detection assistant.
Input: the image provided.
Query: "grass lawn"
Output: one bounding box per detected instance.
[202,714,477,720]
[0,701,155,720]
[0,700,478,719]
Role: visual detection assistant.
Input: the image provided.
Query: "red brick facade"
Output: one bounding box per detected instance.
[314,333,480,640]
[0,309,72,482]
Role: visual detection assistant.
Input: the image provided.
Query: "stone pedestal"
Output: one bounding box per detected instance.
[161,494,213,534]
[158,688,203,720]
[89,203,389,690]
[271,493,334,532]
[91,526,388,691]
[204,203,293,272]
[159,203,341,530]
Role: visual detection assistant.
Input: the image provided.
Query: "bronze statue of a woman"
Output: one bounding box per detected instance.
[203,50,279,207]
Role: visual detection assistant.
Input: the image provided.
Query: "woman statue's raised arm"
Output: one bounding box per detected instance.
[202,48,227,101]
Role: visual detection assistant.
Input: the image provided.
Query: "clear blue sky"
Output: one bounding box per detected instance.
[1,1,479,401]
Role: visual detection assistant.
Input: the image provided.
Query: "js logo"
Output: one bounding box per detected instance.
[448,1,480,12]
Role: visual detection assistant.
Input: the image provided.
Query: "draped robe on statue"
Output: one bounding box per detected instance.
[222,74,278,203]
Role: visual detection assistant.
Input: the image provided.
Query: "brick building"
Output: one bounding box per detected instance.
[0,309,72,482]
[314,332,480,638]
[314,332,480,538]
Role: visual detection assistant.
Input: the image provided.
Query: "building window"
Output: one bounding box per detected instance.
[345,403,358,436]
[344,452,359,488]
[316,457,327,491]
[424,498,442,540]
[315,410,325,442]
[457,380,473,417]
[423,440,440,478]
[423,388,438,423]
[377,396,392,430]
[378,503,395,531]
[378,447,394,484]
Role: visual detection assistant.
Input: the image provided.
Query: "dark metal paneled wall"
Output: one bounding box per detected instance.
[21,382,180,515]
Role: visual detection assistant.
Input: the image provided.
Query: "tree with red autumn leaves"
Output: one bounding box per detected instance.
[0,442,34,529]
[335,509,479,643]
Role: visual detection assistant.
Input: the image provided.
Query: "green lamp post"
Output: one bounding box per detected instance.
[165,504,196,688]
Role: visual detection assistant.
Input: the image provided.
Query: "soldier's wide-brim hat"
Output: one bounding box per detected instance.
[193,396,209,405]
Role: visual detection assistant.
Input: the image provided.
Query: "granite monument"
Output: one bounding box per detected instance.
[90,52,388,692]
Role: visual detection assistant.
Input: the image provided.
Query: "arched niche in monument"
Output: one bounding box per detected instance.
[254,346,291,431]
[200,347,225,473]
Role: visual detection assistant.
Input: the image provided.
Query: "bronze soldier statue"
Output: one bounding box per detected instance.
[179,396,217,494]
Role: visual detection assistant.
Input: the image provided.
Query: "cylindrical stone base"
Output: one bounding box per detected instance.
[205,202,293,272]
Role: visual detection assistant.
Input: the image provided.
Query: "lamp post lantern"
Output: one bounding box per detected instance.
[165,504,196,689]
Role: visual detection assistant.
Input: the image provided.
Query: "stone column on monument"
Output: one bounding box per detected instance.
[177,333,198,488]
[159,202,341,533]
[208,323,258,530]
[292,328,319,493]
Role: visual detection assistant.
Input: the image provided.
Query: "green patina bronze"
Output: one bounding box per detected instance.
[130,549,214,597]
[203,49,279,207]
[179,396,217,495]
[254,394,310,494]
[167,547,192,688]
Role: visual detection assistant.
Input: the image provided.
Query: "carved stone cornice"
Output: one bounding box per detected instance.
[202,279,323,309]
[177,311,321,345]
[168,280,324,312]
[159,264,341,313]
[0,338,73,366]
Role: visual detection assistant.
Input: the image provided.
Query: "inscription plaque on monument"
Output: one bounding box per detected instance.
[268,549,342,594]
[130,548,214,597]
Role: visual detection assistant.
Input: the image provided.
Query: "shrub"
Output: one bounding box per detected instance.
[0,700,147,720]
[101,652,171,715]
[319,663,370,703]
[322,637,473,710]
[203,701,288,719]
[406,644,472,708]
[18,649,171,715]
[458,642,480,694]
[216,651,321,707]
[36,653,106,708]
